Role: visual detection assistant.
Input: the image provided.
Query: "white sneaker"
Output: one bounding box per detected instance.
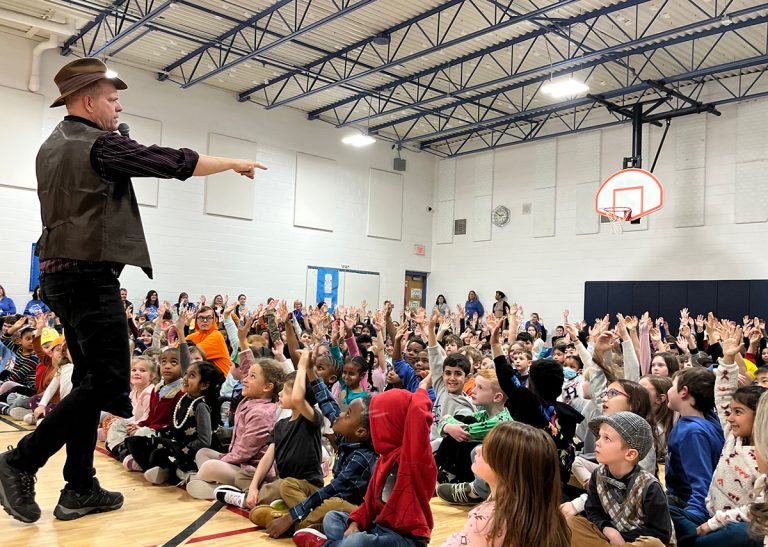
[9,407,29,420]
[143,466,171,485]
[22,413,35,425]
[122,455,143,472]
[214,484,245,508]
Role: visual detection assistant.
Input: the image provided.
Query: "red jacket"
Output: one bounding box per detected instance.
[348,388,436,541]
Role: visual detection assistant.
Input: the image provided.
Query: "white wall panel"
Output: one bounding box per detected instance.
[735,161,768,224]
[673,168,705,227]
[533,186,556,238]
[436,200,454,244]
[295,152,335,231]
[367,169,403,240]
[205,133,257,220]
[472,195,492,242]
[0,86,43,190]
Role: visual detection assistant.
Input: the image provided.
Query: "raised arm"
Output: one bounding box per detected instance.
[292,349,317,421]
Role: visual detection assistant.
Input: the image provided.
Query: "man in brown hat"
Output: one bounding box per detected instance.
[0,57,266,523]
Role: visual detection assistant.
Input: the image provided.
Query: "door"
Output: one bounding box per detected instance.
[404,271,428,311]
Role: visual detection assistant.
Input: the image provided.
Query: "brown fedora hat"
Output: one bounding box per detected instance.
[50,58,127,108]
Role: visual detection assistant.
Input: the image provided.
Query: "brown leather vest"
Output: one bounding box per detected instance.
[35,120,153,278]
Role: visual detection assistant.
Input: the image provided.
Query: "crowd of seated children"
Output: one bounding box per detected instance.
[4,282,768,547]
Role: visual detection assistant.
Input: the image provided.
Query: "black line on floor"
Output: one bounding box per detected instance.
[161,501,224,546]
[0,416,25,431]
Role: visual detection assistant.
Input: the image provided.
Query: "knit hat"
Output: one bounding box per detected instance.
[50,335,66,349]
[589,411,653,460]
[41,327,58,345]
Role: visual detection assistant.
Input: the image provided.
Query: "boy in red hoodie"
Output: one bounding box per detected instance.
[293,385,437,547]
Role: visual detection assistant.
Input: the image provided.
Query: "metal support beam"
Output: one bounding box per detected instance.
[306,0,656,122]
[422,55,768,157]
[169,0,376,89]
[243,0,584,108]
[387,12,768,146]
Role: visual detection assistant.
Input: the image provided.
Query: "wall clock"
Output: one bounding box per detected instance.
[492,204,511,227]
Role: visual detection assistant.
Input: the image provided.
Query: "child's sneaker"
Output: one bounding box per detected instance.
[270,498,288,511]
[22,413,35,425]
[436,482,482,505]
[0,403,10,415]
[292,528,328,547]
[143,466,170,485]
[9,407,28,421]
[214,484,245,508]
[249,505,286,527]
[121,455,142,472]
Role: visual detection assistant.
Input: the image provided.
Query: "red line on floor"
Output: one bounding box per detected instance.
[185,526,260,543]
[225,505,250,519]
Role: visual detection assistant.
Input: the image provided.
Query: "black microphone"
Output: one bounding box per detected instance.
[117,123,130,137]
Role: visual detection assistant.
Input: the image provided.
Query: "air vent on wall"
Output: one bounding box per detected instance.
[522,203,532,215]
[454,218,467,235]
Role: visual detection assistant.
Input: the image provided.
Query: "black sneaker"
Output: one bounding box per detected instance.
[435,482,482,506]
[53,478,124,521]
[0,449,41,523]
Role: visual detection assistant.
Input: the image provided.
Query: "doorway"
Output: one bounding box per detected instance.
[404,271,428,311]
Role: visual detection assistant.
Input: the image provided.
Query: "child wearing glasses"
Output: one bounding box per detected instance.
[186,306,230,376]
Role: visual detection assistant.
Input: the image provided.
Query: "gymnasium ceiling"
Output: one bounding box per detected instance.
[1,0,767,157]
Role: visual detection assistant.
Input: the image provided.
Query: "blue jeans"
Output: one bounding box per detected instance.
[322,511,417,546]
[670,505,761,547]
[8,267,132,491]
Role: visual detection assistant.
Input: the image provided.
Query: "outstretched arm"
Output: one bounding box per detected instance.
[193,155,267,178]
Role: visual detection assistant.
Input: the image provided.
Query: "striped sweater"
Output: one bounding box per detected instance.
[1,334,39,390]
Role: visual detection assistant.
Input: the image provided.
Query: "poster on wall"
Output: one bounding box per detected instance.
[316,268,339,312]
[29,243,39,292]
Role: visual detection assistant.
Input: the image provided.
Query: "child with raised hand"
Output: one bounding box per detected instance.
[238,349,323,513]
[120,347,186,470]
[125,361,223,484]
[665,368,724,532]
[442,421,571,547]
[26,339,72,425]
[434,368,511,485]
[638,374,674,460]
[294,383,437,547]
[567,412,673,546]
[254,349,376,538]
[187,356,283,500]
[423,309,475,448]
[673,326,766,546]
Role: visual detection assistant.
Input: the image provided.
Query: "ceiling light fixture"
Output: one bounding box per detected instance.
[542,78,590,98]
[342,133,376,147]
[372,33,391,46]
[721,14,733,26]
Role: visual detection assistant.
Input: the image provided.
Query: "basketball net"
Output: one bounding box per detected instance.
[603,206,632,235]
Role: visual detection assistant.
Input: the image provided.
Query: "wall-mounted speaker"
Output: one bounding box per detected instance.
[393,157,406,171]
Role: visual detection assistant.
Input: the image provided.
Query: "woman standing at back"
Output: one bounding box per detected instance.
[464,290,484,320]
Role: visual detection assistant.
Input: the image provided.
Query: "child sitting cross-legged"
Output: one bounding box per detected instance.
[292,379,437,547]
[567,412,673,546]
[666,368,725,535]
[246,348,377,539]
[434,369,511,485]
[233,349,324,515]
[442,421,571,547]
[673,326,766,547]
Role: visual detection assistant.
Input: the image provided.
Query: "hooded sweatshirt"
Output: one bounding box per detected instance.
[348,388,437,543]
[186,317,230,376]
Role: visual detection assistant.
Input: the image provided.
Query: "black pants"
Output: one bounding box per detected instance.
[434,437,480,483]
[8,267,132,492]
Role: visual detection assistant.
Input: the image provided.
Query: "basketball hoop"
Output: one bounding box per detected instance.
[602,206,632,234]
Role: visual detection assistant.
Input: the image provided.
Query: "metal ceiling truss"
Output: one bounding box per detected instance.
[159,0,378,89]
[238,0,583,108]
[306,0,658,126]
[374,3,768,148]
[425,54,768,157]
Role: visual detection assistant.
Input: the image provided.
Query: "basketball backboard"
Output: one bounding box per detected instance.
[595,168,664,221]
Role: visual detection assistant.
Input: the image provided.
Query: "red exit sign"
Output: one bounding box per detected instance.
[414,244,426,255]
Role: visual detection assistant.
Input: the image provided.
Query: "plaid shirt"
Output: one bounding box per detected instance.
[289,380,378,522]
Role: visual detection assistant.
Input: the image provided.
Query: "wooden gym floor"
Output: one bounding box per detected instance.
[0,416,470,545]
